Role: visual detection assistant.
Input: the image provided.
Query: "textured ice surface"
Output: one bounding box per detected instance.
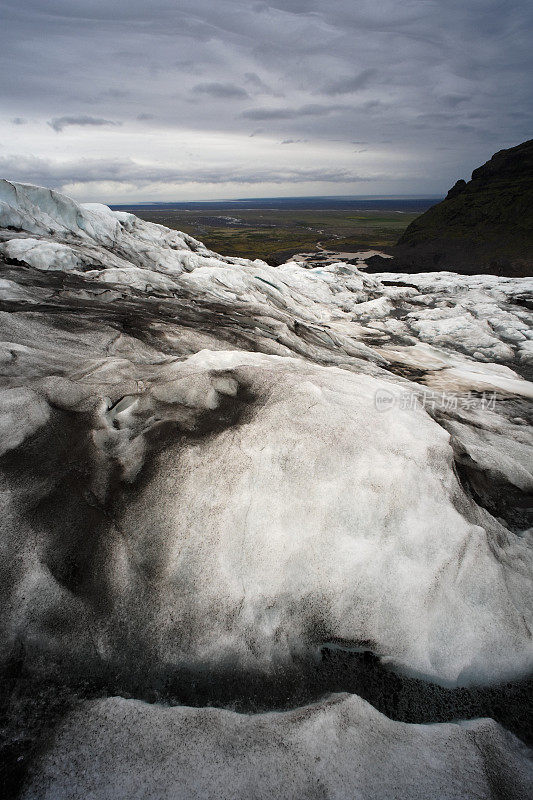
[22,695,533,800]
[1,344,532,687]
[1,181,532,798]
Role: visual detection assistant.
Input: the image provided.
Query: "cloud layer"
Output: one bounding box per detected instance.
[1,0,532,201]
[48,115,122,133]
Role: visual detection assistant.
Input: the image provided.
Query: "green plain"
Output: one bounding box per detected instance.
[132,208,421,262]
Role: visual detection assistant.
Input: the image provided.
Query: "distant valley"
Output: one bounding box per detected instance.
[111,197,438,264]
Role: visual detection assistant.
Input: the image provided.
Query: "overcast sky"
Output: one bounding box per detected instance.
[1,0,531,202]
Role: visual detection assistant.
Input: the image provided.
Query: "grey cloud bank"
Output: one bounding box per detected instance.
[192,82,250,99]
[320,69,378,96]
[0,154,375,187]
[48,115,122,133]
[1,0,532,201]
[241,103,350,120]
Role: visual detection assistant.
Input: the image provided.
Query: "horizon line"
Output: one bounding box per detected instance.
[109,193,444,207]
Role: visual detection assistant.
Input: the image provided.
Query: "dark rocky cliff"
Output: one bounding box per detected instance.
[379,140,533,277]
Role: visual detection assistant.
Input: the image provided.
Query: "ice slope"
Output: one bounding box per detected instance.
[1,179,532,685]
[22,694,533,800]
[3,347,532,688]
[0,180,532,797]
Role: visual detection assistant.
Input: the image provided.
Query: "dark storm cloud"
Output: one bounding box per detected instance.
[242,103,349,120]
[440,94,472,108]
[192,83,249,99]
[320,69,378,96]
[1,0,532,197]
[244,72,282,96]
[48,115,122,133]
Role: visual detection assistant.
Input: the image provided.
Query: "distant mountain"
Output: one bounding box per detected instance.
[377,140,533,277]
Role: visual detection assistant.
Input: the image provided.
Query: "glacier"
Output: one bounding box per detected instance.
[0,180,531,798]
[21,695,533,800]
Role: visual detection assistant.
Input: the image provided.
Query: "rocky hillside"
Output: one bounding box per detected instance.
[384,140,533,277]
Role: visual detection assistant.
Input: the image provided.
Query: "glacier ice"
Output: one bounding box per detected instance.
[22,694,533,800]
[0,180,532,798]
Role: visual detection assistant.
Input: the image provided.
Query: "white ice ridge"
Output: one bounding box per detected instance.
[22,694,533,800]
[1,180,532,380]
[0,181,532,691]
